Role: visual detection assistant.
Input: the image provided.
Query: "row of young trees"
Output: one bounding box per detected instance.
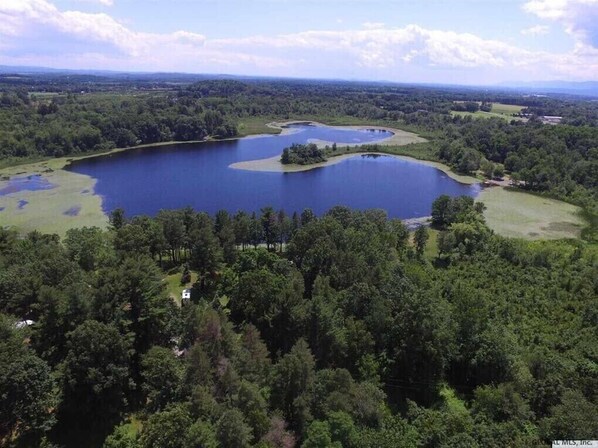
[1,200,596,447]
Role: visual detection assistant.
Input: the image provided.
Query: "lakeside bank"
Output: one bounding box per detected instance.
[0,127,295,236]
[0,121,588,241]
[230,152,479,185]
[232,121,477,184]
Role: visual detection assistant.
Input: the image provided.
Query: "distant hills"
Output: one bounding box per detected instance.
[499,80,598,97]
[1,65,597,97]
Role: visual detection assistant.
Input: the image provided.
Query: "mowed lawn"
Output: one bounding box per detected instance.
[163,270,198,305]
[451,103,525,121]
[424,228,439,259]
[479,187,585,240]
[491,103,524,115]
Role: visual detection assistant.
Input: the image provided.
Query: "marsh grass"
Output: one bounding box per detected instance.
[479,187,586,240]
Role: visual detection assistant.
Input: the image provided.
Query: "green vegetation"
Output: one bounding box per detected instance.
[491,102,525,115]
[281,143,327,165]
[0,168,108,237]
[450,110,527,121]
[164,268,198,305]
[1,202,597,447]
[450,102,526,121]
[0,87,237,161]
[236,117,281,137]
[328,141,438,162]
[479,187,586,239]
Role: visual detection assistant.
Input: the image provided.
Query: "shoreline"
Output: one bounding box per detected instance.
[0,121,471,237]
[230,152,479,185]
[0,120,410,177]
[2,120,585,241]
[230,120,477,184]
[268,120,427,147]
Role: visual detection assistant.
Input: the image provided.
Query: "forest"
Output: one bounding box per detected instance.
[1,199,597,448]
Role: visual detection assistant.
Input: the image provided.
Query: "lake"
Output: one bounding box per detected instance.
[67,124,480,219]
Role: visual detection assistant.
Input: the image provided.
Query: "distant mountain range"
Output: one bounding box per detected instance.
[1,65,597,97]
[499,80,598,97]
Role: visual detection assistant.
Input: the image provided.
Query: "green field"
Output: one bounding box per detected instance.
[479,187,585,240]
[407,227,439,259]
[236,117,282,137]
[424,228,440,259]
[451,110,526,121]
[491,103,525,115]
[328,141,437,161]
[451,103,525,121]
[28,91,61,98]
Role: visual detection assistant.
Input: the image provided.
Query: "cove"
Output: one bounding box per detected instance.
[0,174,55,196]
[67,124,480,219]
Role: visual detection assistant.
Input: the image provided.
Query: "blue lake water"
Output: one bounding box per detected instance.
[67,124,480,219]
[0,175,55,196]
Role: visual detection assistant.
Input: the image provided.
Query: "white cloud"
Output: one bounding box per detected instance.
[523,0,598,47]
[362,22,385,30]
[212,26,536,69]
[74,0,114,6]
[521,24,550,35]
[0,0,206,58]
[0,0,597,82]
[523,0,569,19]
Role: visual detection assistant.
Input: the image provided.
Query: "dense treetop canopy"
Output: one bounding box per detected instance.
[0,201,596,447]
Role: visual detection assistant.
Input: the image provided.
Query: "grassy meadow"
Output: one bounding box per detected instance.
[479,187,585,240]
[236,116,282,137]
[451,103,526,121]
[490,103,525,115]
[0,168,108,237]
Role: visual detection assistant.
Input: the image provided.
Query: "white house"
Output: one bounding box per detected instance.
[181,289,191,303]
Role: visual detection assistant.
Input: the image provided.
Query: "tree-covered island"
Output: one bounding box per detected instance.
[280,143,328,165]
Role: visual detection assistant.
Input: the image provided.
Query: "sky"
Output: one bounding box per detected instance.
[0,0,597,85]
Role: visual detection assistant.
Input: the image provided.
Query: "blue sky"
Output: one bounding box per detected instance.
[1,0,597,84]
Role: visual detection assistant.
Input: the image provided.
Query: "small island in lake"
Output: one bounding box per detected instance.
[281,143,327,165]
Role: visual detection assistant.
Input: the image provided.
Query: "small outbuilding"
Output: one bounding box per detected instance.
[15,320,35,329]
[181,289,192,303]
